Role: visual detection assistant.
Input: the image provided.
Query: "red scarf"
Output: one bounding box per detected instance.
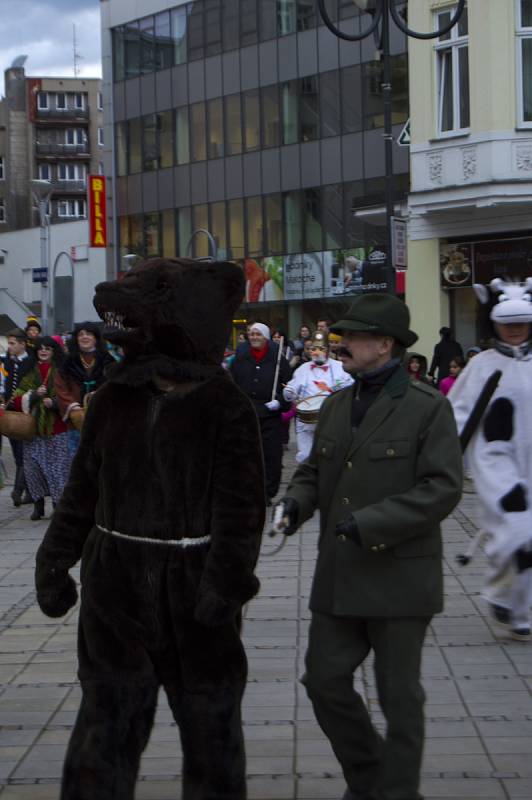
[38,362,52,383]
[251,343,269,363]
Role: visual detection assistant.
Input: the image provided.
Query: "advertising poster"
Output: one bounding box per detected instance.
[242,257,283,303]
[324,248,388,295]
[283,252,324,300]
[440,243,473,288]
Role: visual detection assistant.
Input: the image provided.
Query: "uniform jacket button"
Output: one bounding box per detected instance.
[378,544,386,551]
[371,545,379,552]
[342,497,349,505]
[386,448,395,456]
[346,461,352,469]
[338,534,347,542]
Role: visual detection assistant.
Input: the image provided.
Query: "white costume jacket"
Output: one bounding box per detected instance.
[283,359,353,463]
[449,345,532,566]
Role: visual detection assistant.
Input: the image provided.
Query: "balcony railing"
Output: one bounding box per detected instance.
[51,179,87,193]
[36,143,90,156]
[36,107,89,122]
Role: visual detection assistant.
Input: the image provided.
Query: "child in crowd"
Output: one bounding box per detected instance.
[439,356,465,396]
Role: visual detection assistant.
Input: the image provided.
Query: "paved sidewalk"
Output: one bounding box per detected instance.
[0,443,531,800]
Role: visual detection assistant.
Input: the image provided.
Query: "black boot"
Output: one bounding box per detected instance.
[30,498,45,521]
[11,466,25,507]
[21,490,33,505]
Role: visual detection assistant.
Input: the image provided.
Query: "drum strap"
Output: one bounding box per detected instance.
[97,524,211,548]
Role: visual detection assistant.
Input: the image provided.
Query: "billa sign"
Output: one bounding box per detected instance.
[88,175,107,247]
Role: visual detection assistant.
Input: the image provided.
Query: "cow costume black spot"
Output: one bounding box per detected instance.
[450,278,532,641]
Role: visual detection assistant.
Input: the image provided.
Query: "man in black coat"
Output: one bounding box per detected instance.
[231,322,292,502]
[428,326,463,384]
[0,328,35,505]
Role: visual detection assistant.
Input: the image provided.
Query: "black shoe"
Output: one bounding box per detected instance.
[490,603,511,627]
[11,488,22,507]
[30,499,45,521]
[510,627,531,642]
[21,491,33,505]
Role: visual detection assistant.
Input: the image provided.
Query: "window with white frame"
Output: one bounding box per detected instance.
[0,156,4,180]
[38,163,50,180]
[517,0,532,125]
[57,199,86,218]
[98,127,104,146]
[58,163,85,181]
[435,3,470,135]
[74,92,85,110]
[0,199,6,223]
[37,92,48,110]
[65,128,84,145]
[97,91,103,111]
[56,92,67,110]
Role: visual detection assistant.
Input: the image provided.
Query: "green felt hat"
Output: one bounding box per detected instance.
[330,293,418,348]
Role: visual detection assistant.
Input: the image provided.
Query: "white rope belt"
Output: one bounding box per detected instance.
[97,524,211,548]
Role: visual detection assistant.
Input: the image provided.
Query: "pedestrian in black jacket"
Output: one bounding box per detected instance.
[0,328,36,505]
[428,326,463,385]
[230,322,292,502]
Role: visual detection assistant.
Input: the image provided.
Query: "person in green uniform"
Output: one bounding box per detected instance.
[276,294,463,800]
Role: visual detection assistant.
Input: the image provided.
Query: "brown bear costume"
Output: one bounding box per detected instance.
[35,258,266,799]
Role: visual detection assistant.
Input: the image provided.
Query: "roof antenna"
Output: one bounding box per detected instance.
[73,24,83,77]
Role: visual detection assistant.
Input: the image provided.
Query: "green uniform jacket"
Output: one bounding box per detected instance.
[286,367,463,618]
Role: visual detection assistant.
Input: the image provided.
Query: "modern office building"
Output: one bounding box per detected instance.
[407,0,532,354]
[100,0,409,333]
[0,59,103,232]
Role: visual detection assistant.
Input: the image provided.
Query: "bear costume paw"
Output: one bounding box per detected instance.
[36,566,78,618]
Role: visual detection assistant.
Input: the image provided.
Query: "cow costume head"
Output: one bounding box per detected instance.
[474,278,532,341]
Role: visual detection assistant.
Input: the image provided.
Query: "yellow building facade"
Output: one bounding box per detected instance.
[406,0,532,357]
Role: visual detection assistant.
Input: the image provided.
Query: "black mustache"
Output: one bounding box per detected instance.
[337,347,351,358]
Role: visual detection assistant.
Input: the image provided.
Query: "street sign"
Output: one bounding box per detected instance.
[32,268,48,283]
[397,118,410,147]
[392,217,408,269]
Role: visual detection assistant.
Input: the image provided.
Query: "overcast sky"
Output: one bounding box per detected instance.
[0,0,102,97]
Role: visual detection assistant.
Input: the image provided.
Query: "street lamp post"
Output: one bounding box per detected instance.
[317,0,466,294]
[31,179,53,333]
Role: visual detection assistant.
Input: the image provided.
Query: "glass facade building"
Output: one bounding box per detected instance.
[109,0,409,325]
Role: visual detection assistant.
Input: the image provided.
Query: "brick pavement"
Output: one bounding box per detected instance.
[0,443,531,799]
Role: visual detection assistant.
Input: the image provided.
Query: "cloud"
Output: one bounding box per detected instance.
[0,1,101,96]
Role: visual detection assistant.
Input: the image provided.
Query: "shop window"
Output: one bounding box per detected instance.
[264,193,283,254]
[260,0,277,41]
[205,0,222,57]
[517,0,532,125]
[190,102,207,162]
[176,207,192,256]
[435,2,469,135]
[320,70,341,138]
[155,10,173,70]
[223,0,240,50]
[344,180,365,249]
[246,195,263,257]
[243,89,261,152]
[175,107,190,165]
[129,214,144,256]
[281,81,299,145]
[171,6,188,65]
[300,75,319,141]
[283,191,303,253]
[225,94,243,155]
[228,198,245,260]
[261,84,281,148]
[192,204,209,256]
[208,98,225,159]
[128,117,142,174]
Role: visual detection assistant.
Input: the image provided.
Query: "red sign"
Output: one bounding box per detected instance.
[88,176,107,247]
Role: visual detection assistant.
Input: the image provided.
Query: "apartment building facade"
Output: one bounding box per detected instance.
[100,0,410,333]
[407,0,532,354]
[0,59,104,232]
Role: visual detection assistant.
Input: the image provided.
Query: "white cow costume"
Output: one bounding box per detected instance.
[283,331,353,463]
[450,279,532,638]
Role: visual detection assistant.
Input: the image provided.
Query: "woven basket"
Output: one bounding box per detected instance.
[69,408,85,431]
[0,411,37,441]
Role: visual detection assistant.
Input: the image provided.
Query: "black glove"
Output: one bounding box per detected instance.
[194,586,239,628]
[279,497,300,536]
[334,514,362,546]
[35,565,78,618]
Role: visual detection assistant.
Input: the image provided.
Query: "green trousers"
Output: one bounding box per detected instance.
[302,613,431,800]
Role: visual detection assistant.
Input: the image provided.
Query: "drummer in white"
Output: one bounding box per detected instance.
[283,331,353,463]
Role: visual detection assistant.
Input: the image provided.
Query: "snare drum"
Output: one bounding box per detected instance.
[295,393,328,424]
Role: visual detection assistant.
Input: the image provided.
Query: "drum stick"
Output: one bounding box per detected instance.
[271,336,284,402]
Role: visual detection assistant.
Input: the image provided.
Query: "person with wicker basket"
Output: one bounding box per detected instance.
[9,337,72,520]
[54,322,114,456]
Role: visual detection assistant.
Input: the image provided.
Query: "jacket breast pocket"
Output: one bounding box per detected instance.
[369,440,411,460]
[315,437,335,459]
